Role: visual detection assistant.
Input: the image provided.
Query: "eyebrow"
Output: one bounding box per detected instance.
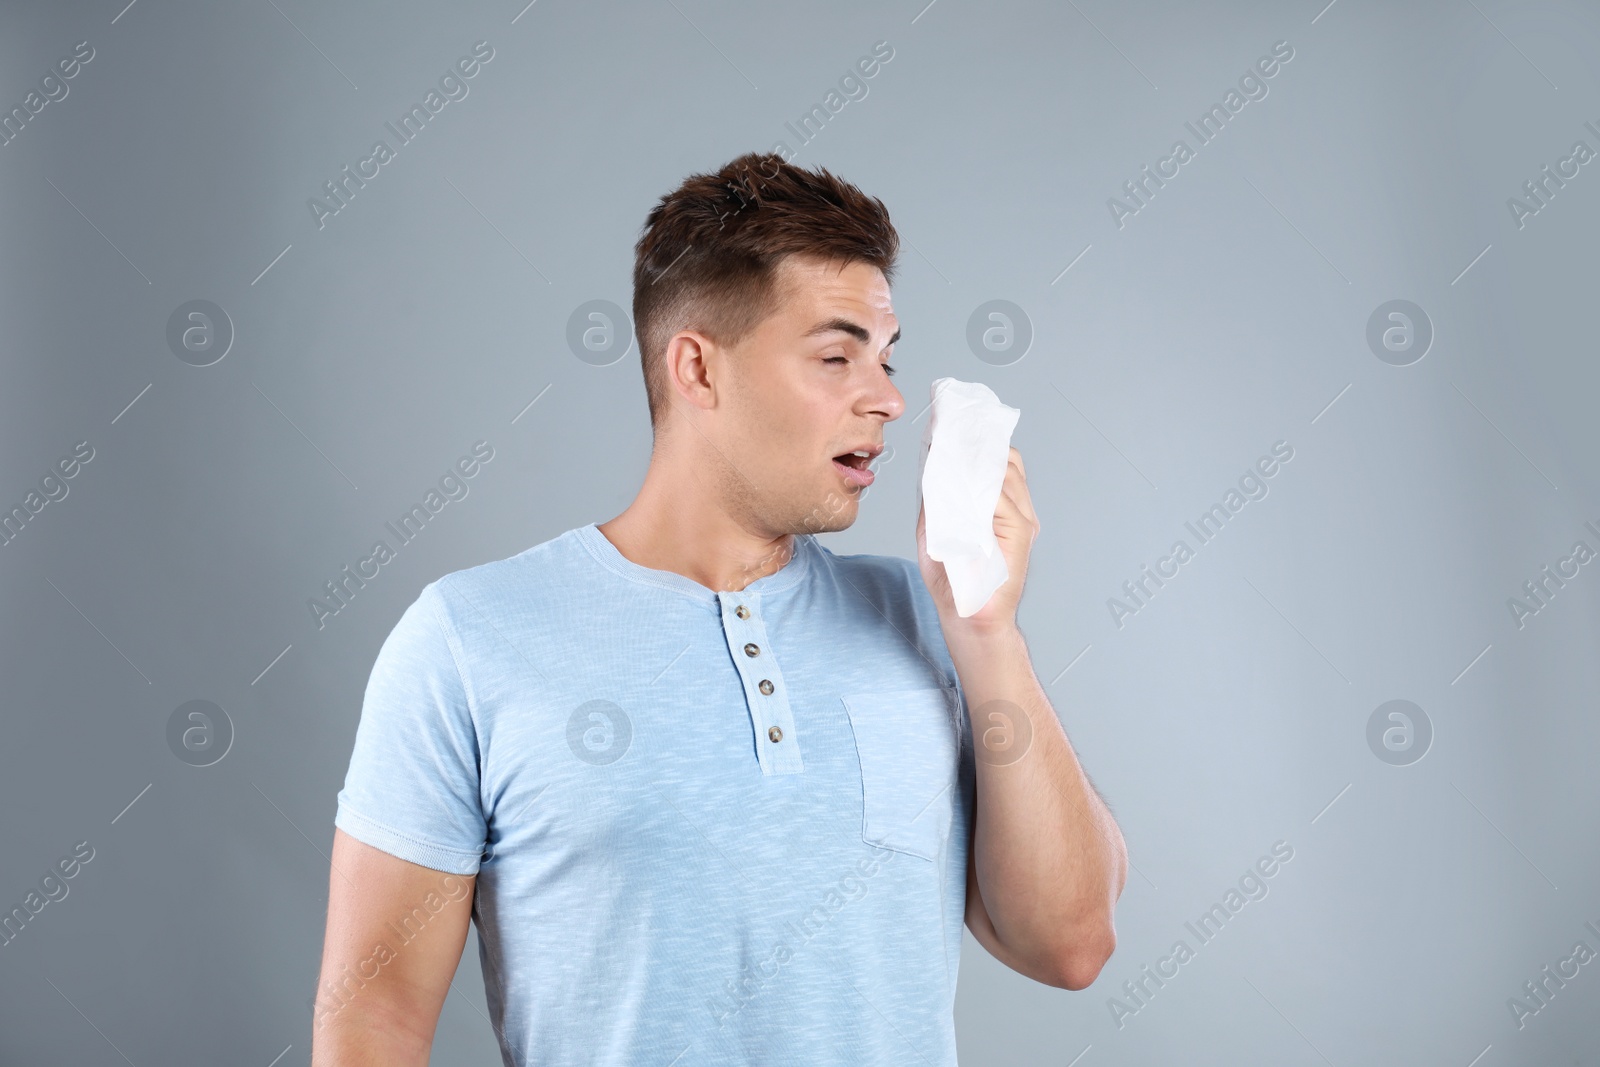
[804,317,900,351]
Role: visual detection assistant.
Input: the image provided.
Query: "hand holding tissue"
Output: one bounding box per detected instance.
[917,377,1022,618]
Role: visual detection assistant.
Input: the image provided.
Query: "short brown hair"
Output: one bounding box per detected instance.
[631,152,899,435]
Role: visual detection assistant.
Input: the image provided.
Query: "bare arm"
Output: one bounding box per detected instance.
[916,449,1127,989]
[953,624,1126,990]
[311,829,476,1066]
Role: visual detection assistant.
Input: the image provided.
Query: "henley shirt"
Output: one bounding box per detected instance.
[334,521,977,1065]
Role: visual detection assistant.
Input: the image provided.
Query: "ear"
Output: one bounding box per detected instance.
[663,330,719,414]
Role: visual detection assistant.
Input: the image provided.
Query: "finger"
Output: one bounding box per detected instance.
[993,479,1028,529]
[1000,453,1038,528]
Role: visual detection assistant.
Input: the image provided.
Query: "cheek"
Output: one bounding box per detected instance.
[736,366,838,481]
[726,404,812,490]
[757,394,824,451]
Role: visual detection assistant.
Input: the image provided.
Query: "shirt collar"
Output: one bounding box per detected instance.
[573,523,815,606]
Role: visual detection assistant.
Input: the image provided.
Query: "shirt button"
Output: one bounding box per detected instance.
[743,642,760,657]
[758,679,774,695]
[735,605,750,619]
[768,726,783,743]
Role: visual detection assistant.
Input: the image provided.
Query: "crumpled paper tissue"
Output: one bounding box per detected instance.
[917,377,1021,617]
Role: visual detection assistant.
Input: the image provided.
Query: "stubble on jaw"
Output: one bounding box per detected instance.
[713,464,861,587]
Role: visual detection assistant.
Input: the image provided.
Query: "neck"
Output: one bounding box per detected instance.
[597,447,798,594]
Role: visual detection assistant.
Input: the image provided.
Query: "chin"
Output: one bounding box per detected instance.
[796,495,858,535]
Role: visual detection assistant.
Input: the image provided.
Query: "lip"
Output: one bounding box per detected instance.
[830,443,882,490]
[832,457,876,488]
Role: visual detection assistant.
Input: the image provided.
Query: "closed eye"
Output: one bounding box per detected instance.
[825,356,896,377]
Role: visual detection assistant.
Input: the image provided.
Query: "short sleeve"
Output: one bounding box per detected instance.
[334,581,487,875]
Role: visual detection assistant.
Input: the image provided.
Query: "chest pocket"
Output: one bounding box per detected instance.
[841,688,961,862]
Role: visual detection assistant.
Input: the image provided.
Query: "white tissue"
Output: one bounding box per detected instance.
[917,377,1021,617]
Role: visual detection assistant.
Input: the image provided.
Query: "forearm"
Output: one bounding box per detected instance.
[311,1011,433,1067]
[947,621,1127,971]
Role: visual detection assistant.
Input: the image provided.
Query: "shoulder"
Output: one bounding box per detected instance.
[808,540,955,682]
[421,526,588,630]
[810,540,925,604]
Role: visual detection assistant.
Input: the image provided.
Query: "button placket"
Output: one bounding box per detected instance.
[719,592,802,775]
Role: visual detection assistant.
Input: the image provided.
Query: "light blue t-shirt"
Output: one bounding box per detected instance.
[335,522,976,1066]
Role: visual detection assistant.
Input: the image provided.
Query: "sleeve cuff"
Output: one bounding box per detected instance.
[334,804,483,876]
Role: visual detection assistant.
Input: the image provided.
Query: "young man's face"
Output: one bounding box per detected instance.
[710,253,904,538]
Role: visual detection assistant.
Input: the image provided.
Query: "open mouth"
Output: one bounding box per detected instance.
[831,450,876,488]
[833,451,872,470]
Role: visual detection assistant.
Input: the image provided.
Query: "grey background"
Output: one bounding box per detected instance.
[2,0,1597,1063]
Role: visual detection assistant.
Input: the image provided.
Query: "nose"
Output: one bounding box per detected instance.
[870,374,905,422]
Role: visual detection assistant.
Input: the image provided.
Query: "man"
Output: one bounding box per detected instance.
[312,152,1126,1066]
